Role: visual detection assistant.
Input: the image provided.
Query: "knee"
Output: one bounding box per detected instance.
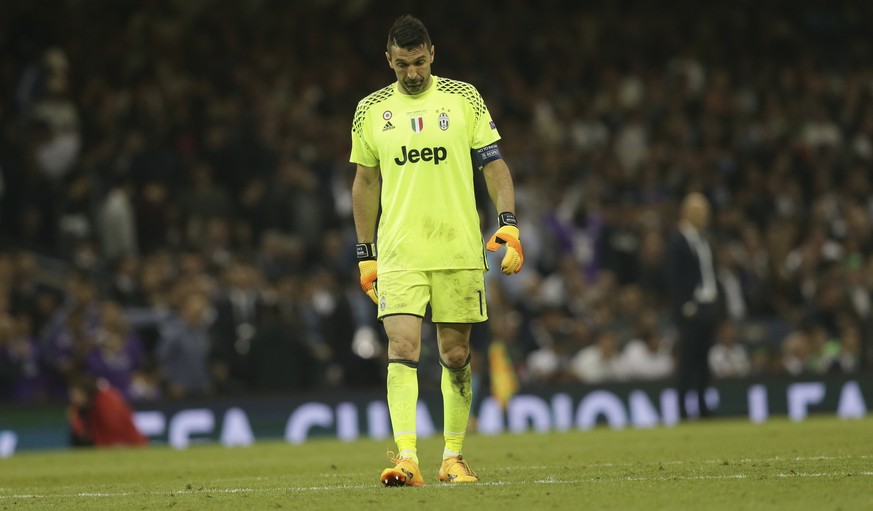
[441,345,470,368]
[388,334,420,361]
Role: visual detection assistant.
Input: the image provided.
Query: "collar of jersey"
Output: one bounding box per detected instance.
[394,75,438,98]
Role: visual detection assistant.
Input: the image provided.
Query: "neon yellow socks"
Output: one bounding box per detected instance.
[387,358,473,463]
[441,359,472,458]
[387,361,419,464]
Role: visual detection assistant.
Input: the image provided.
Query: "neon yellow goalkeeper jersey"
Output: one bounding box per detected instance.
[350,76,501,272]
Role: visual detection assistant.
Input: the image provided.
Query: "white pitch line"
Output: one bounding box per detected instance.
[317,454,873,478]
[622,474,749,481]
[580,454,873,468]
[777,472,873,478]
[2,470,872,500]
[211,476,270,483]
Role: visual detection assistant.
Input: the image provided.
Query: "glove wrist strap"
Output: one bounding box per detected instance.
[498,212,518,227]
[356,243,377,260]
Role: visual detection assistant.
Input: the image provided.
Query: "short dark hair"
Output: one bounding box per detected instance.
[387,15,431,53]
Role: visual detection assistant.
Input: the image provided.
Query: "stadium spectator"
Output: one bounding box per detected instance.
[107,254,146,307]
[569,329,622,384]
[67,373,147,447]
[209,262,265,392]
[97,177,138,260]
[155,291,213,399]
[828,322,862,375]
[42,304,97,399]
[57,170,94,258]
[0,312,47,402]
[525,306,579,384]
[668,193,720,419]
[618,317,674,381]
[708,320,752,379]
[82,301,147,400]
[781,330,814,377]
[248,302,319,392]
[29,48,81,185]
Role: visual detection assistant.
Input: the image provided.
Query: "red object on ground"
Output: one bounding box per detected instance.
[70,383,147,447]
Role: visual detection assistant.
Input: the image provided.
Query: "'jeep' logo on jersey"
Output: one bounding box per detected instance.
[394,145,448,165]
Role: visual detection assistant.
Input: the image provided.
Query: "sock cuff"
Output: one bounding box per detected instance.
[388,358,419,369]
[442,447,462,460]
[439,353,472,371]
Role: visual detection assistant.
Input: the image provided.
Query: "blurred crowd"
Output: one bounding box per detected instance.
[1,0,872,404]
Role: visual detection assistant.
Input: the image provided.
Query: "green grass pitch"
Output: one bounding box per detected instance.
[2,416,872,510]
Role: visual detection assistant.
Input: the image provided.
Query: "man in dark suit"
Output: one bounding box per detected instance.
[668,193,720,419]
[210,263,265,392]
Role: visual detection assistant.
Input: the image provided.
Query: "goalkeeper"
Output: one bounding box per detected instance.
[350,15,523,487]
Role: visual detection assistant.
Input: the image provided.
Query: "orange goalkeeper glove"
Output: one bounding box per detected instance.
[486,212,524,275]
[356,243,378,303]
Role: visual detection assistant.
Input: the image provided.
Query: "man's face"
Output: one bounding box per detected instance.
[683,194,711,230]
[386,44,434,95]
[688,201,710,230]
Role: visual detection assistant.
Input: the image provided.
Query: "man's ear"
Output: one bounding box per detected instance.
[430,45,436,64]
[385,50,393,69]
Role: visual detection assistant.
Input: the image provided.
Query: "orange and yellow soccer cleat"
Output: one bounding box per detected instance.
[380,453,425,487]
[437,455,479,483]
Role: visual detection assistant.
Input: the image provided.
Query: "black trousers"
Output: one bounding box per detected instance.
[676,303,718,418]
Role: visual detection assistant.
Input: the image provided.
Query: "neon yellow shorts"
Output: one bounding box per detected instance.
[376,269,488,323]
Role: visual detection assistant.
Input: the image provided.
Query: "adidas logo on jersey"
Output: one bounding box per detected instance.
[383,121,395,132]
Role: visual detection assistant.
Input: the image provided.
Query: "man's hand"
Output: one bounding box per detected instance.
[356,243,378,303]
[486,213,524,275]
[358,260,378,303]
